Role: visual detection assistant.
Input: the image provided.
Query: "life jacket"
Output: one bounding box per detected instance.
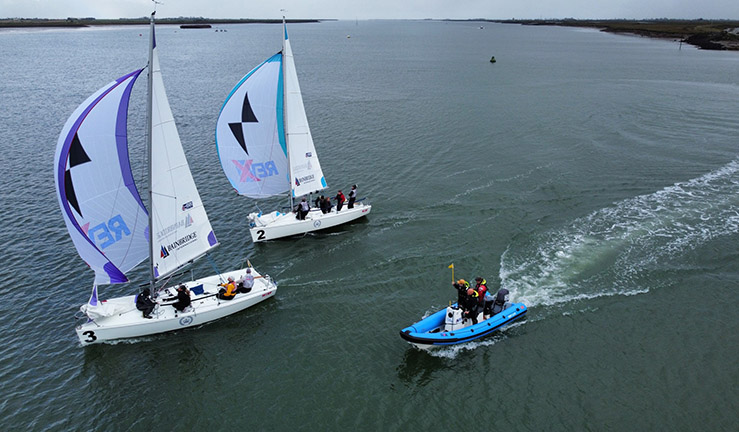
[220,282,236,298]
[464,290,479,312]
[475,279,488,304]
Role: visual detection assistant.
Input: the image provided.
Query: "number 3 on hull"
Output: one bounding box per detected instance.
[56,10,277,345]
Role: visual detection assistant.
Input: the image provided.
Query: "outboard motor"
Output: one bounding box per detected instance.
[491,288,510,315]
[444,306,465,331]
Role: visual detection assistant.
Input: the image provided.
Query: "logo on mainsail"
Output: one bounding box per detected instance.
[164,232,198,254]
[295,174,315,187]
[228,92,258,155]
[160,245,169,258]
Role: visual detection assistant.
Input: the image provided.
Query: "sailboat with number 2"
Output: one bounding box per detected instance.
[215,18,371,242]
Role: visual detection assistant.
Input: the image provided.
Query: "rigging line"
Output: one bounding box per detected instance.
[206,253,225,283]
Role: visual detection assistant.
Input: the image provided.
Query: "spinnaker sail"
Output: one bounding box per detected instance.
[215,26,327,202]
[54,70,148,285]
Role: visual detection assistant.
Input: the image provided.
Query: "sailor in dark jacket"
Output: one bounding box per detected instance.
[462,288,480,324]
[347,185,357,209]
[135,288,156,318]
[165,285,191,312]
[320,196,332,214]
[452,279,470,308]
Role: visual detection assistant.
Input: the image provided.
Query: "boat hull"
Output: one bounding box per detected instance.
[399,302,527,350]
[75,268,276,345]
[248,202,371,242]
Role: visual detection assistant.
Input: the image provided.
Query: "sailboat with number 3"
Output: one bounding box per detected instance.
[216,18,371,242]
[55,11,277,346]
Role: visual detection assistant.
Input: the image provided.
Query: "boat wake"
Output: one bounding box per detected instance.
[500,160,739,309]
[426,320,528,359]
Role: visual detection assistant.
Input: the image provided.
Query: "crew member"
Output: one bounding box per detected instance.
[320,196,332,214]
[236,268,257,293]
[166,285,191,312]
[347,185,357,209]
[462,288,480,324]
[453,279,470,308]
[474,277,488,306]
[218,277,237,300]
[295,198,310,220]
[136,287,156,319]
[335,190,346,212]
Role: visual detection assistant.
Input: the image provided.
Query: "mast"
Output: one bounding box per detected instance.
[282,15,295,210]
[146,10,156,292]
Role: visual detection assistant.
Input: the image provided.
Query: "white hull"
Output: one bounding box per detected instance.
[75,268,276,345]
[248,202,371,242]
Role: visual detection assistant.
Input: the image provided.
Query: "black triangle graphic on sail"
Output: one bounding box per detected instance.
[65,133,92,217]
[65,168,83,217]
[240,92,258,123]
[229,123,248,155]
[69,133,91,167]
[228,92,259,155]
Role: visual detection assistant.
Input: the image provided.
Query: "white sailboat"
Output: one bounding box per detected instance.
[55,12,277,346]
[216,18,371,242]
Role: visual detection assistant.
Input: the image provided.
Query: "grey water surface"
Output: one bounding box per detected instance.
[0,20,737,431]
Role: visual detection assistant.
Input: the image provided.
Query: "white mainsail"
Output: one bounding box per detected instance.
[216,54,289,198]
[283,28,326,198]
[149,33,218,279]
[54,70,149,285]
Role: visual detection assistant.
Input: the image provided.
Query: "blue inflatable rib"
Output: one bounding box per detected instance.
[399,302,527,349]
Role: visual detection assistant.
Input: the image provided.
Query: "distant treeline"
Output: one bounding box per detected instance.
[0,17,321,28]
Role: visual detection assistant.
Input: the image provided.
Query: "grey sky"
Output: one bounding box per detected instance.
[2,0,738,20]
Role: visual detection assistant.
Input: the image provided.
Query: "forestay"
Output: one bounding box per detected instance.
[149,40,218,279]
[54,70,149,285]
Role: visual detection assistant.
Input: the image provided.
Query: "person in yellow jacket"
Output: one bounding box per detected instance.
[217,276,237,300]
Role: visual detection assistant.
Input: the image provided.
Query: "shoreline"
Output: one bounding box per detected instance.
[491,19,739,51]
[4,18,738,51]
[0,17,321,28]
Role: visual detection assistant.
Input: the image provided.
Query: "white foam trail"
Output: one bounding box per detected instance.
[501,160,739,308]
[427,321,528,359]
